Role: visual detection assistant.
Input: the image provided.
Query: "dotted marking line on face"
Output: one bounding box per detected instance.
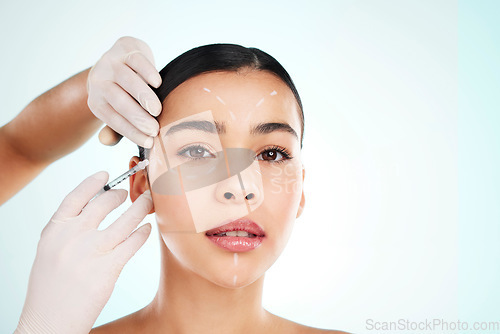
[256,98,265,107]
[216,96,226,105]
[244,112,252,122]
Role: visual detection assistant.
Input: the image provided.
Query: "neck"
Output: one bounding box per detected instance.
[143,238,269,333]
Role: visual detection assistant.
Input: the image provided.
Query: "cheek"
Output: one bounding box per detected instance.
[153,195,213,278]
[261,162,303,212]
[259,162,303,242]
[153,193,195,233]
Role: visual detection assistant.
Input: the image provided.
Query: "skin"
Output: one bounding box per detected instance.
[91,70,348,334]
[0,68,101,205]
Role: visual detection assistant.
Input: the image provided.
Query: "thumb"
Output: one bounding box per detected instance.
[99,126,123,146]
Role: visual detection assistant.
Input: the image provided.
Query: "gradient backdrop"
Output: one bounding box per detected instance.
[0,1,498,333]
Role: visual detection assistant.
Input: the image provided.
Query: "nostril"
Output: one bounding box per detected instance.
[224,192,234,200]
[245,193,254,200]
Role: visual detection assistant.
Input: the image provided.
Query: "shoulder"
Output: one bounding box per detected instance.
[90,321,129,334]
[287,322,350,334]
[90,311,145,334]
[266,311,350,334]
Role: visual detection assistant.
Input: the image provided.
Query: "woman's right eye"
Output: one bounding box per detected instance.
[177,145,215,160]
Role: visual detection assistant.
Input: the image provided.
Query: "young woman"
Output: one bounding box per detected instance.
[90,44,347,333]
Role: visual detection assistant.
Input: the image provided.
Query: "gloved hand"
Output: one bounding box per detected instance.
[87,36,162,148]
[15,171,152,334]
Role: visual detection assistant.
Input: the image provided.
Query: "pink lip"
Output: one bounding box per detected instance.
[205,219,265,252]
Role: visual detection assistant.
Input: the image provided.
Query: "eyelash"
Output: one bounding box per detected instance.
[176,144,293,164]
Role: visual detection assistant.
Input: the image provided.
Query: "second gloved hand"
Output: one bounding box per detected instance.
[15,171,152,334]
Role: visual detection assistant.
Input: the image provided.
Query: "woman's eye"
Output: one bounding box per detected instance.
[259,149,282,161]
[178,145,214,159]
[257,148,286,162]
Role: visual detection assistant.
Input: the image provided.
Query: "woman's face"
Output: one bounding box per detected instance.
[143,70,305,288]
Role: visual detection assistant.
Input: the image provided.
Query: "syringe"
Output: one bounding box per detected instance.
[95,159,149,196]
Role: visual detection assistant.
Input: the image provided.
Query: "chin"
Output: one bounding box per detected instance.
[198,243,285,291]
[160,229,283,288]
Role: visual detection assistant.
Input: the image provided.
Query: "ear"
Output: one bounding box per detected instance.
[129,156,155,214]
[296,164,305,218]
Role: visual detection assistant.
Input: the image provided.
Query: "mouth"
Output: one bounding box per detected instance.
[205,219,265,252]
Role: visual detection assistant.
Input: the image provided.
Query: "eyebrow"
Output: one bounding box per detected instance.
[164,120,298,139]
[250,122,298,139]
[165,120,223,136]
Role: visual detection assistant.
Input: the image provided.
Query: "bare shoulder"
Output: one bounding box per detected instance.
[287,322,350,334]
[266,311,350,334]
[90,320,131,334]
[292,324,350,333]
[90,310,145,334]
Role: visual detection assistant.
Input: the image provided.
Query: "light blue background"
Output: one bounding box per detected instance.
[0,1,497,333]
[458,0,500,329]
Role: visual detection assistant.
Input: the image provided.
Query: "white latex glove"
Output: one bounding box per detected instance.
[15,171,152,334]
[87,36,162,148]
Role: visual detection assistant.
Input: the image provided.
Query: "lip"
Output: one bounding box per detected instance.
[205,219,265,252]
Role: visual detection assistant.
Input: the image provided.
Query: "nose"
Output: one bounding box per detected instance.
[216,172,261,205]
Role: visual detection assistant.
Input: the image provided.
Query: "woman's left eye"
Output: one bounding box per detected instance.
[177,145,214,159]
[256,147,292,163]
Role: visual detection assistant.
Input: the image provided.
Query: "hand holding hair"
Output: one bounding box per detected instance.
[87,36,162,148]
[15,172,152,334]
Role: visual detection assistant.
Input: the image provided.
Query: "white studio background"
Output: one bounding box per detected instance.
[1,1,498,333]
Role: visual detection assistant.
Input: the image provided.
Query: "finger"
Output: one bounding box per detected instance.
[80,189,128,229]
[99,126,123,146]
[100,190,153,250]
[96,102,154,148]
[53,171,109,220]
[111,223,152,269]
[105,82,159,136]
[113,63,162,116]
[123,51,162,88]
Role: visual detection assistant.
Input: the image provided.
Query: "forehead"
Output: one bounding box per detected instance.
[158,70,301,132]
